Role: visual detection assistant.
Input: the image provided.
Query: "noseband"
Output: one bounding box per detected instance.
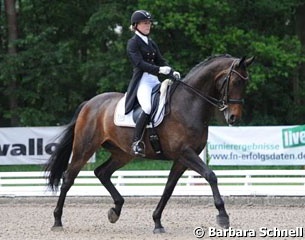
[178,59,248,112]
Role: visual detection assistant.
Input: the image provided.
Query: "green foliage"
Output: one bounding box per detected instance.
[0,0,305,126]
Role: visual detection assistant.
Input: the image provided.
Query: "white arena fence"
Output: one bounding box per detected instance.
[0,170,305,197]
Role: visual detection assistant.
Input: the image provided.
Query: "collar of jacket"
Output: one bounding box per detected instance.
[135,30,149,44]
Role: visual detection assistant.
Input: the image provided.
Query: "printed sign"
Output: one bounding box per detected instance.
[208,125,305,165]
[2,125,304,165]
[0,127,95,165]
[282,125,305,148]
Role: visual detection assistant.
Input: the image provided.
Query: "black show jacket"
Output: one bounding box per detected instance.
[125,34,169,114]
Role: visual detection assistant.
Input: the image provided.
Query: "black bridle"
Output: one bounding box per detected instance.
[176,59,249,112]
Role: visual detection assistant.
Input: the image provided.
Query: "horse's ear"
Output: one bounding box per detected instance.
[245,56,255,67]
[238,56,255,68]
[238,56,246,68]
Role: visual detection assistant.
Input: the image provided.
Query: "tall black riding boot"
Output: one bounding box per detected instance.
[132,111,150,157]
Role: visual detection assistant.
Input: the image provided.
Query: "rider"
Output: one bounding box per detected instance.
[125,10,180,157]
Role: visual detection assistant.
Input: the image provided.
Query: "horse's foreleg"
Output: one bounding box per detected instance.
[94,156,128,223]
[153,161,187,234]
[179,148,229,229]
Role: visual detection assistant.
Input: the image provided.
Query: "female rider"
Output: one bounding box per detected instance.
[125,10,180,157]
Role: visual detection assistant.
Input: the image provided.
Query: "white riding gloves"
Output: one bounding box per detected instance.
[173,71,181,80]
[159,66,171,75]
[159,66,181,80]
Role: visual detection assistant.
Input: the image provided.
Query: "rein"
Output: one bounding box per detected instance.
[177,59,248,112]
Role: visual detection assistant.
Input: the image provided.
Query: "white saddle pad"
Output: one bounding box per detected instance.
[114,79,173,128]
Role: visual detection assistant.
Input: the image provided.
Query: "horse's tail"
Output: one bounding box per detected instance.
[45,101,87,191]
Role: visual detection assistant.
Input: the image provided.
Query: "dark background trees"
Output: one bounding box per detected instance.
[0,0,305,127]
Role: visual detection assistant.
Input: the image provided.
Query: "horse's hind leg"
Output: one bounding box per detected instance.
[152,161,187,233]
[179,148,230,229]
[53,160,84,229]
[52,149,96,229]
[94,150,131,223]
[53,130,99,229]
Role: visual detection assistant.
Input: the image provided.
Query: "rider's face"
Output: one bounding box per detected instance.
[137,20,152,35]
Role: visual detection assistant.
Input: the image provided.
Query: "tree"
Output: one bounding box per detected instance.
[295,2,305,111]
[0,0,305,126]
[139,0,305,125]
[3,0,18,126]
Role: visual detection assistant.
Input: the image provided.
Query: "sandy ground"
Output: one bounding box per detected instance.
[0,196,304,240]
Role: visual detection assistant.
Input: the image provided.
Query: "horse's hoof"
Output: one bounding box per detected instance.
[216,214,230,229]
[51,225,63,231]
[153,227,166,234]
[108,208,119,223]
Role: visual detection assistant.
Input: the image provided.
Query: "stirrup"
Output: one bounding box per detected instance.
[131,140,146,157]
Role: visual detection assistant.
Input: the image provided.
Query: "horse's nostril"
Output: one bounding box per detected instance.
[229,115,240,125]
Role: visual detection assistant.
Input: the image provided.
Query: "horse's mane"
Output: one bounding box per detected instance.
[184,54,233,79]
[169,54,233,102]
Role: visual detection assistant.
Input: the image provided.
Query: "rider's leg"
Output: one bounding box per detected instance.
[131,73,159,157]
[131,111,150,156]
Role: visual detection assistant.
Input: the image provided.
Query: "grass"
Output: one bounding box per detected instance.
[0,159,172,172]
[0,148,303,172]
[0,149,173,172]
[210,165,304,170]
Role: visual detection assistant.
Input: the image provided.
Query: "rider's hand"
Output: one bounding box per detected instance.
[159,66,171,75]
[173,71,181,80]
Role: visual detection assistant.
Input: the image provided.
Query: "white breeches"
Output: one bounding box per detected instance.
[137,72,160,114]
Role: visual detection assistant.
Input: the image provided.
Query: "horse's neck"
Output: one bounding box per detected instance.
[186,64,215,87]
[183,68,217,100]
[174,74,216,123]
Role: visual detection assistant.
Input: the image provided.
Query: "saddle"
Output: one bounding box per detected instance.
[114,79,172,128]
[114,79,173,155]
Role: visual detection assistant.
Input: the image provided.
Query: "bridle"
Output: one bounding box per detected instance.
[177,59,249,112]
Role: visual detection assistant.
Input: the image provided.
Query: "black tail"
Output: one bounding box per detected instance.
[45,101,87,191]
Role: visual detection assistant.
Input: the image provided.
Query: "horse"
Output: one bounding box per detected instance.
[45,54,254,233]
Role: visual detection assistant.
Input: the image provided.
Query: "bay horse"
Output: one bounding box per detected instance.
[45,54,254,233]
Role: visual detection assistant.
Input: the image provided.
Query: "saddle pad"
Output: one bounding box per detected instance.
[114,79,172,128]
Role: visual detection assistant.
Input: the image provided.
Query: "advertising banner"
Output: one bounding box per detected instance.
[207,125,305,165]
[2,125,305,166]
[0,126,95,165]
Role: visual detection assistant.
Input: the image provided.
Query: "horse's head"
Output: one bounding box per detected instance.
[216,56,255,125]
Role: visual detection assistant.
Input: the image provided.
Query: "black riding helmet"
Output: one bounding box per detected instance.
[130,10,153,26]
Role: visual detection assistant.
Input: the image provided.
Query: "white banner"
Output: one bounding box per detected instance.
[0,126,95,165]
[208,125,305,165]
[2,125,305,166]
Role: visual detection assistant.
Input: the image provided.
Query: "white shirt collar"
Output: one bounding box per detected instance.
[135,31,148,44]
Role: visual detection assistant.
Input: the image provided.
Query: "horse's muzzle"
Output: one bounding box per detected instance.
[224,107,242,126]
[227,114,240,126]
